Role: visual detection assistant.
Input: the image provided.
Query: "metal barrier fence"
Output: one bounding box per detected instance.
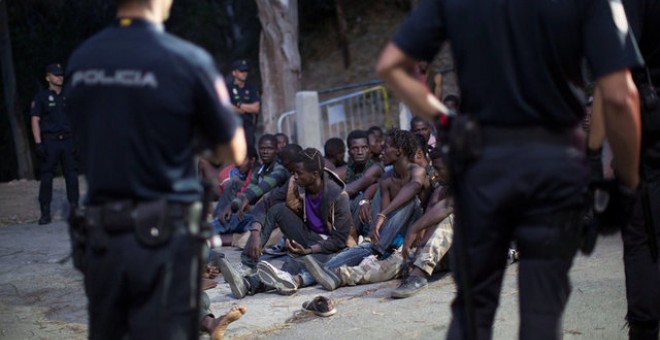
[277,85,395,145]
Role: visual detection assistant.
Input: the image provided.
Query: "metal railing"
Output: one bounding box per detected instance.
[277,85,394,145]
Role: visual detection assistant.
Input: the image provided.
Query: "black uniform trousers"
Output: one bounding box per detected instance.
[39,136,79,206]
[84,219,200,340]
[447,142,587,340]
[622,133,660,336]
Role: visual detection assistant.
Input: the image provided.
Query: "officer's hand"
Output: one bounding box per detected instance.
[591,178,638,235]
[358,202,372,224]
[246,231,262,260]
[35,143,47,159]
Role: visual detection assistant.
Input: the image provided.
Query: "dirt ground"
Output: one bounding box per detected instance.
[0,177,86,227]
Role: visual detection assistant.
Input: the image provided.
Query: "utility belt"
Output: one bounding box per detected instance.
[85,199,193,242]
[481,125,579,147]
[42,132,71,140]
[441,115,579,174]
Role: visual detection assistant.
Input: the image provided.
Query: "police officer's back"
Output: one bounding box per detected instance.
[66,0,245,338]
[377,0,642,339]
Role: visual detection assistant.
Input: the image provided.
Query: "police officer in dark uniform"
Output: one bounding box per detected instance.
[65,0,246,338]
[588,2,660,338]
[30,63,80,225]
[377,1,642,339]
[227,59,260,148]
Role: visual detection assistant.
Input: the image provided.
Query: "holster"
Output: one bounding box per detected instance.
[67,206,88,272]
[442,114,482,175]
[84,199,192,248]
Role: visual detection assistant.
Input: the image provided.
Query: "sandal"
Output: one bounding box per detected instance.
[302,296,336,317]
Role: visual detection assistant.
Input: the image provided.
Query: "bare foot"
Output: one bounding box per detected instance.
[210,306,247,340]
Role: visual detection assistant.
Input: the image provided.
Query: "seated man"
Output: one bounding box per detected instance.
[212,135,290,236]
[367,126,384,162]
[256,129,428,291]
[335,130,384,237]
[410,116,436,152]
[216,148,354,298]
[323,137,346,170]
[269,146,453,298]
[274,132,289,153]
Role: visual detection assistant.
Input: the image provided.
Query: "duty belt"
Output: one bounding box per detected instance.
[85,200,191,233]
[481,126,579,147]
[42,132,71,140]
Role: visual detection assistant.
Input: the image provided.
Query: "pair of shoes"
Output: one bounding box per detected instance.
[38,216,51,225]
[302,255,341,291]
[391,275,428,299]
[216,258,248,299]
[257,261,298,295]
[302,296,336,317]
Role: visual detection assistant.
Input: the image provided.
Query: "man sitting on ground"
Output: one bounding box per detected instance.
[335,130,384,237]
[367,126,384,162]
[216,148,354,298]
[274,132,289,154]
[323,137,346,170]
[302,147,453,298]
[212,134,289,238]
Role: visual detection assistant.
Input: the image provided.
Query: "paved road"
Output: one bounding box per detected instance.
[0,222,629,339]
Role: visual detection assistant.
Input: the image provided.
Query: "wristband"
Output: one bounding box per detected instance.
[376,213,388,221]
[359,199,370,206]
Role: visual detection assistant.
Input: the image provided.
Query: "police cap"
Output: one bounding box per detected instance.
[46,64,64,76]
[232,59,249,72]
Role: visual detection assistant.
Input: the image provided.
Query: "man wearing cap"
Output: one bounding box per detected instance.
[228,59,260,148]
[30,63,79,225]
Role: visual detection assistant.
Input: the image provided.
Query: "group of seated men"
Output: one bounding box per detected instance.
[199,115,465,301]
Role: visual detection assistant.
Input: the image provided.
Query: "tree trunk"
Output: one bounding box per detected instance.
[0,0,34,180]
[335,0,350,69]
[256,0,301,134]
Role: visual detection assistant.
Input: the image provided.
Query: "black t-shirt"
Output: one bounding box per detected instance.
[227,81,260,127]
[30,89,71,134]
[623,0,660,84]
[393,0,643,127]
[66,18,237,204]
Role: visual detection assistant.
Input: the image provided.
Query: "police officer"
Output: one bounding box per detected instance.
[30,63,79,225]
[377,1,642,339]
[65,0,246,338]
[588,2,660,338]
[228,59,260,148]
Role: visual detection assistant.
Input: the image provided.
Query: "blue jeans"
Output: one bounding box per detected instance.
[350,190,382,237]
[211,213,253,234]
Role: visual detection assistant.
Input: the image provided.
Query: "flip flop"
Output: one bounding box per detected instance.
[302,296,336,317]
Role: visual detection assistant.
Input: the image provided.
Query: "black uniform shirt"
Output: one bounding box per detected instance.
[393,0,643,127]
[30,89,70,134]
[623,0,660,84]
[227,81,259,127]
[66,18,237,204]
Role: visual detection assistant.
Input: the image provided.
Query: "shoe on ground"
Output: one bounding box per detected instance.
[38,215,51,225]
[302,255,341,291]
[216,258,247,299]
[302,295,336,317]
[256,260,298,294]
[391,275,428,299]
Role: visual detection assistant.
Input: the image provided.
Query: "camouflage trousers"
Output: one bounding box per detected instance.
[338,214,454,286]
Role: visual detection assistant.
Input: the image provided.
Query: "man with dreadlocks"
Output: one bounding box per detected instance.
[216,148,355,298]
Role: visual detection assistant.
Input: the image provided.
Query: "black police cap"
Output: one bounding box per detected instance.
[46,64,64,76]
[232,59,249,72]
